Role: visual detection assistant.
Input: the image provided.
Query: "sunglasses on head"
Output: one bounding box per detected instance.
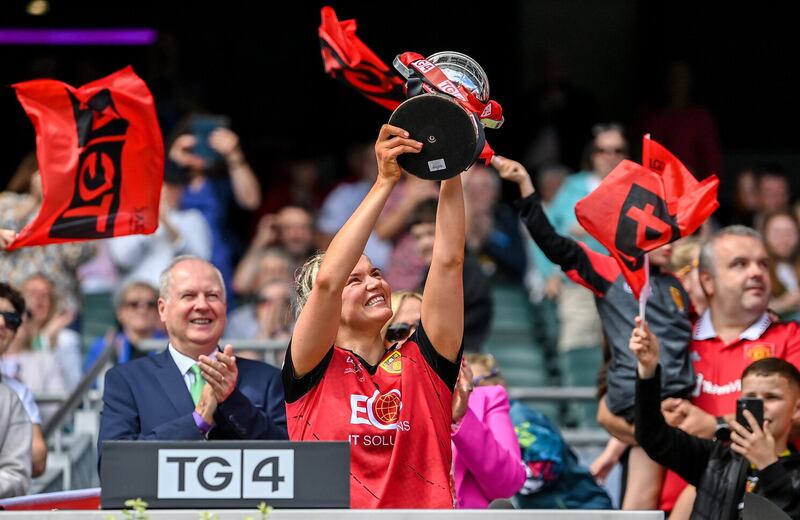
[0,311,23,332]
[386,320,419,343]
[473,367,501,386]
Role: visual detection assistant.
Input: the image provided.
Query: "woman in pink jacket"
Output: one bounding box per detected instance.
[451,356,527,508]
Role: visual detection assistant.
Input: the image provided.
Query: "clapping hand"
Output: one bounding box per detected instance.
[198,344,239,403]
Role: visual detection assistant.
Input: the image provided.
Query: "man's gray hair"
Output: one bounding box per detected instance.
[698,225,764,277]
[159,255,226,301]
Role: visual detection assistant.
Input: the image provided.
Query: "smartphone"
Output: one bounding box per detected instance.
[188,114,230,167]
[736,397,764,432]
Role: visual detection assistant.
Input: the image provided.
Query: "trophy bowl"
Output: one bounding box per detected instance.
[389,51,489,180]
[427,51,490,103]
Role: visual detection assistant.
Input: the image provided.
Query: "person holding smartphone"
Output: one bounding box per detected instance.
[168,114,262,301]
[630,317,800,519]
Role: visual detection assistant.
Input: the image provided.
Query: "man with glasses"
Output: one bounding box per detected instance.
[0,282,32,498]
[83,281,165,373]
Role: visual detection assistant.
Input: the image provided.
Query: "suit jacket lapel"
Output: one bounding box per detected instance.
[153,349,195,415]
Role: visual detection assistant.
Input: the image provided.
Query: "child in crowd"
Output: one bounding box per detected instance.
[630,317,800,519]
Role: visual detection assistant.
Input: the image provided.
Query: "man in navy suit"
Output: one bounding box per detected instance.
[98,256,287,465]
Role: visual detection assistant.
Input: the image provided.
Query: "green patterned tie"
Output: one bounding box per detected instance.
[189,364,206,405]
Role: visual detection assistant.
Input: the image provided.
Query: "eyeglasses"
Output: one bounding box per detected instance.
[593,147,627,156]
[256,296,288,306]
[123,300,157,310]
[386,320,420,343]
[0,311,23,332]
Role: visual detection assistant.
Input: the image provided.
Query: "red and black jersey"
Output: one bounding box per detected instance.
[689,312,800,416]
[282,322,460,509]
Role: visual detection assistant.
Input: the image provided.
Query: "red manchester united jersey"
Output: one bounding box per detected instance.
[689,312,800,416]
[283,324,458,508]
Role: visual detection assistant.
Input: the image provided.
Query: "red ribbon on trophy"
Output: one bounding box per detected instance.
[319,6,503,169]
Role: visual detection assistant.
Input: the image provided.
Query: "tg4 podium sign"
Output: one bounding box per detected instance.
[100,441,349,509]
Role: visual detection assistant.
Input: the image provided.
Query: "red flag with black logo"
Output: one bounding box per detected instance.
[574,143,719,299]
[642,134,720,233]
[319,6,406,111]
[7,66,163,250]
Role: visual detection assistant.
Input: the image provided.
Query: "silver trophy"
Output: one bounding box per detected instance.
[426,51,491,103]
[389,51,499,180]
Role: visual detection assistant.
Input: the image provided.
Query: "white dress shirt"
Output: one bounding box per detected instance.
[167,344,217,392]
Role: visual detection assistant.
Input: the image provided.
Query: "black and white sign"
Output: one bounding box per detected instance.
[101,441,348,509]
[157,449,294,499]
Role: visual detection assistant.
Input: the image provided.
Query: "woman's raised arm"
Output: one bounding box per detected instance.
[421,174,466,363]
[290,125,422,376]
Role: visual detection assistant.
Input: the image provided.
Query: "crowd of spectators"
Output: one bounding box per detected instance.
[1,101,799,518]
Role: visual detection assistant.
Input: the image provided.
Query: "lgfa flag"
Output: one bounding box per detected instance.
[574,137,719,299]
[7,66,163,250]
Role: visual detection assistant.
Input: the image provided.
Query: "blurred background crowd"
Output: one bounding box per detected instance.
[1,0,800,511]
